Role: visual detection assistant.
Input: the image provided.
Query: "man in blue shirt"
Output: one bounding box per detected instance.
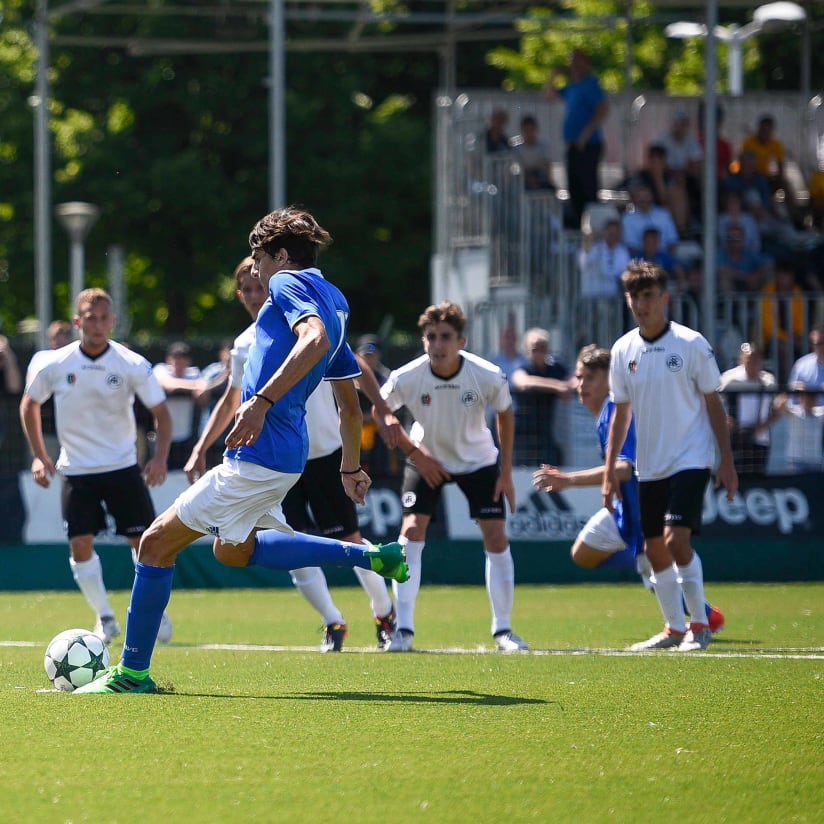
[77,206,408,694]
[544,49,609,228]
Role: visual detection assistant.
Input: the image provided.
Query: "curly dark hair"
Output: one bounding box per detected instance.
[417,301,467,335]
[620,259,668,296]
[248,206,332,268]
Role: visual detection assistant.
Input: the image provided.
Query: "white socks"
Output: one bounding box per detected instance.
[392,538,424,633]
[352,566,394,618]
[485,547,515,635]
[651,564,687,633]
[69,552,114,619]
[677,552,707,628]
[289,566,344,626]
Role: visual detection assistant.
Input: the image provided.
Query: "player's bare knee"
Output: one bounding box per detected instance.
[213,539,251,567]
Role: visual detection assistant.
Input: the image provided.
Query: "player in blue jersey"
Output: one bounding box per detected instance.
[76,206,408,694]
[533,346,724,631]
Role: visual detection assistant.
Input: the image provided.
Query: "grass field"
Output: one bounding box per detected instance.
[1,582,822,823]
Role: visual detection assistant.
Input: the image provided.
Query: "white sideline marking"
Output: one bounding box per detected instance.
[6,640,824,660]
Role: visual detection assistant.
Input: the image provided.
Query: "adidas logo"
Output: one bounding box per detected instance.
[207,525,220,537]
[508,490,587,540]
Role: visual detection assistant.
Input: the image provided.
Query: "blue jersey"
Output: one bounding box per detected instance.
[227,267,359,473]
[597,399,643,555]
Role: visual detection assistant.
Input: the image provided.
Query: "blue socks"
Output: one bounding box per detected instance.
[249,530,370,571]
[599,546,637,570]
[121,563,174,672]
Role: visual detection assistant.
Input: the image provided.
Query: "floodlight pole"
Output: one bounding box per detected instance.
[34,0,51,349]
[269,0,285,210]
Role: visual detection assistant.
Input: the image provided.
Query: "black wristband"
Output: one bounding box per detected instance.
[340,466,363,475]
[254,393,274,406]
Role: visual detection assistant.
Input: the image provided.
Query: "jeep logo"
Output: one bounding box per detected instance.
[703,486,809,535]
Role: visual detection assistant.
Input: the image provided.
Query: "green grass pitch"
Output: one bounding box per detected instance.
[1,582,822,823]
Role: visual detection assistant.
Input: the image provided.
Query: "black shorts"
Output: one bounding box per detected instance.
[401,461,505,520]
[639,468,710,539]
[61,465,156,539]
[281,448,359,538]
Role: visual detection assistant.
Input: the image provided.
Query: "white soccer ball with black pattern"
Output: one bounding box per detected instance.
[44,628,110,692]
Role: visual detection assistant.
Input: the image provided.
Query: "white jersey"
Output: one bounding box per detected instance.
[230,321,341,460]
[609,321,721,481]
[152,362,201,442]
[381,350,511,474]
[25,340,167,475]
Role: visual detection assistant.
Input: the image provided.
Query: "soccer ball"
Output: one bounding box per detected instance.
[44,628,110,692]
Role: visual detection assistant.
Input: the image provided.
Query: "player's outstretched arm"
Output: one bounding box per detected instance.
[354,352,401,448]
[184,385,241,483]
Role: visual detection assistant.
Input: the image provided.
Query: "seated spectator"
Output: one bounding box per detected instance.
[717,224,768,294]
[621,181,680,256]
[511,328,572,466]
[718,342,778,477]
[698,101,734,185]
[654,108,703,234]
[760,259,805,379]
[740,114,797,217]
[718,188,761,256]
[577,218,631,298]
[788,325,824,404]
[639,227,685,289]
[723,149,773,215]
[630,143,690,239]
[512,115,555,191]
[773,384,824,472]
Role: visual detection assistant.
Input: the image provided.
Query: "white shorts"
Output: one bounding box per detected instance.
[175,457,301,546]
[577,507,627,553]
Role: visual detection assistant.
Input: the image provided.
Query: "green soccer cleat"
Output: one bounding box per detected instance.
[363,540,409,583]
[73,664,157,694]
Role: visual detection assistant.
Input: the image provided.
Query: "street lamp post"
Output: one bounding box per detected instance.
[665,2,807,96]
[55,202,100,313]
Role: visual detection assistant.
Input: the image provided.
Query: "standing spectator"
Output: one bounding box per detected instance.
[20,288,174,644]
[153,341,209,470]
[488,324,526,384]
[603,262,738,652]
[379,301,527,653]
[0,334,25,543]
[512,115,555,191]
[719,343,779,476]
[654,109,704,235]
[788,325,824,403]
[544,48,608,228]
[698,101,734,186]
[511,328,573,467]
[740,114,795,212]
[578,218,632,298]
[773,384,824,472]
[621,181,680,256]
[484,108,510,154]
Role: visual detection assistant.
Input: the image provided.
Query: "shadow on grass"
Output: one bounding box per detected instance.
[165,688,550,705]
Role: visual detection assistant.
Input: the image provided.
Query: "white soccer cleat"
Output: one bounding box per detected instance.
[94,614,121,645]
[677,625,712,652]
[494,630,529,652]
[385,628,414,652]
[629,628,685,651]
[156,612,173,644]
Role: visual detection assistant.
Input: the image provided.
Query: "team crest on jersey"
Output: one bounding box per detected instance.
[461,390,479,406]
[402,491,417,508]
[66,373,76,385]
[666,354,684,372]
[421,393,432,406]
[106,373,123,388]
[627,360,637,374]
